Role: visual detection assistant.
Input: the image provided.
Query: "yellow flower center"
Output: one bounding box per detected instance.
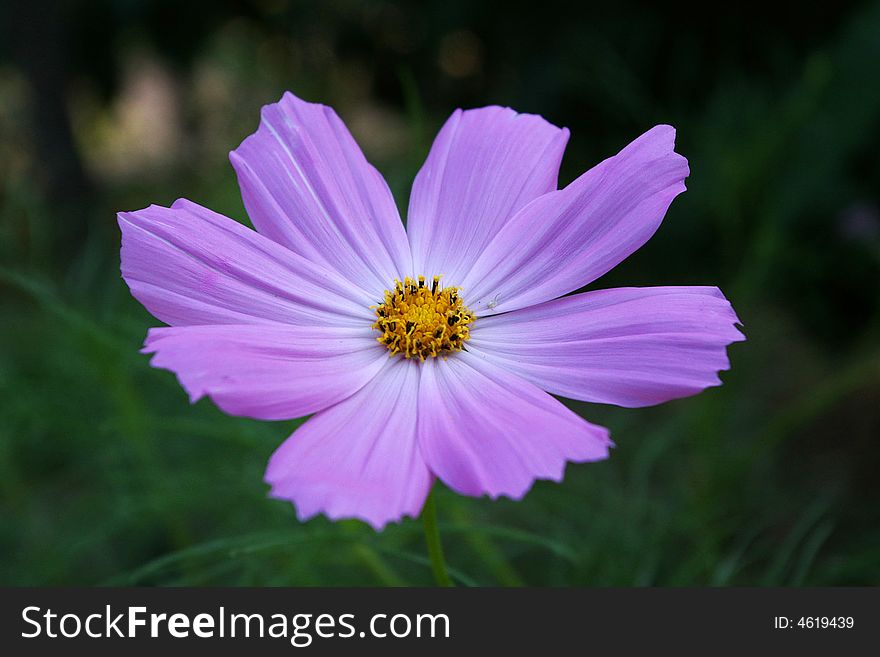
[373,275,475,360]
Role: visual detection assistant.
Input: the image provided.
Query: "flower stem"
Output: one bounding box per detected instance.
[422,487,454,587]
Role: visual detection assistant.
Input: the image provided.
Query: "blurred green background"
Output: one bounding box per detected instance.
[1,0,879,586]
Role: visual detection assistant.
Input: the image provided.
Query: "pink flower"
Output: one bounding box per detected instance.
[119,92,744,530]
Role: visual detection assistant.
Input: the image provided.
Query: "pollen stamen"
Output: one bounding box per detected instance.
[372,276,475,360]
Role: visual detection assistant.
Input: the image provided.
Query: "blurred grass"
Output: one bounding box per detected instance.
[1,0,879,586]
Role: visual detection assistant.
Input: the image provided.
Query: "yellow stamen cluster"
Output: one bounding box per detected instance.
[373,275,475,360]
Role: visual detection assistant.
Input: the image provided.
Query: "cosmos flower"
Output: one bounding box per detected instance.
[119,91,743,530]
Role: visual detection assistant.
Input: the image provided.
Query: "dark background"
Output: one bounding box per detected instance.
[1,0,878,586]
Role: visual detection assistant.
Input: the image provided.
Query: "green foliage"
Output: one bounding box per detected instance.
[1,0,879,586]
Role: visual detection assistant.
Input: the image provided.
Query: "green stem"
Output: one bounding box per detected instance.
[422,487,454,587]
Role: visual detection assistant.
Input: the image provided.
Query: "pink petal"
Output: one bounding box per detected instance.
[230,91,412,297]
[143,325,386,421]
[265,358,430,530]
[469,286,744,407]
[119,199,374,327]
[460,125,689,314]
[417,352,611,499]
[407,106,569,284]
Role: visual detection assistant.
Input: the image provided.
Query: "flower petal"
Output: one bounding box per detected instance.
[143,324,386,421]
[469,286,744,407]
[407,106,569,283]
[460,125,689,314]
[230,91,412,297]
[119,199,374,327]
[417,352,611,499]
[265,358,430,530]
